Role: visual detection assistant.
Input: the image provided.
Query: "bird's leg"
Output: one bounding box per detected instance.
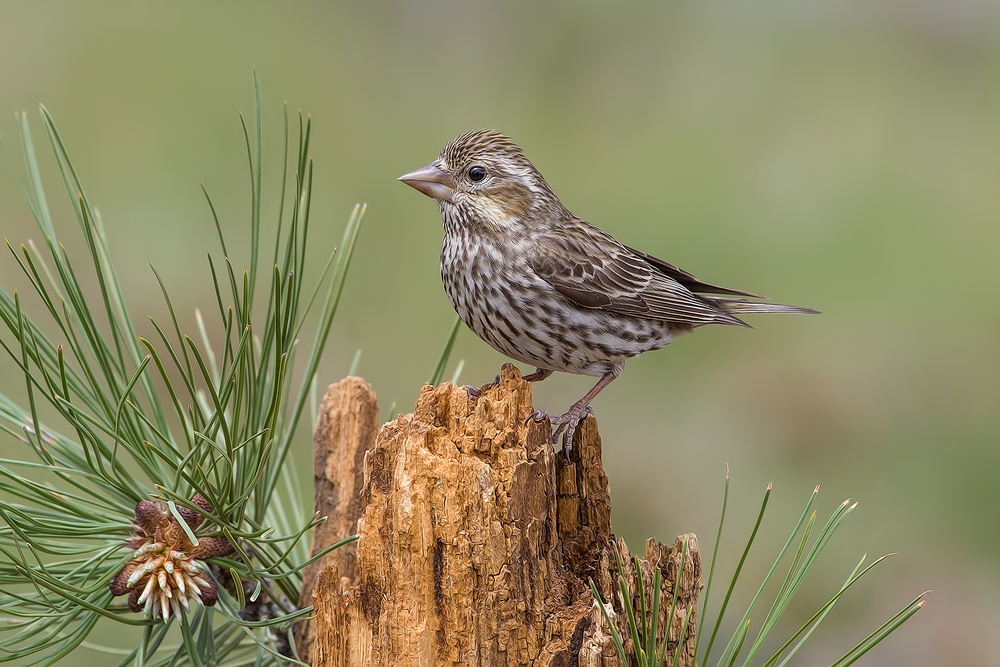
[531,369,620,459]
[522,368,553,383]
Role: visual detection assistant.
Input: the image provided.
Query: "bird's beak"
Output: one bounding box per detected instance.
[398,162,457,202]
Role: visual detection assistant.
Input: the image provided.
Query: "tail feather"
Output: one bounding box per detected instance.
[707,297,820,316]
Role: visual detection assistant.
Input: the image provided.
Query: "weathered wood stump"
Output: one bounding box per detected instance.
[297,364,701,666]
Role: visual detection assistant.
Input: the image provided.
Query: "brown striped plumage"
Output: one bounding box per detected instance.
[400,130,817,452]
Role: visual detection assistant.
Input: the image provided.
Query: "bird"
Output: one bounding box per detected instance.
[399,130,817,454]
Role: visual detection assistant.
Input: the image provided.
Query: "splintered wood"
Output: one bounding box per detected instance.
[299,365,701,666]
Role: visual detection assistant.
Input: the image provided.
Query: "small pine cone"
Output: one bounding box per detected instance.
[127,586,144,613]
[178,494,214,529]
[176,506,202,530]
[191,494,213,513]
[200,581,219,607]
[195,536,235,559]
[109,566,133,596]
[134,500,165,533]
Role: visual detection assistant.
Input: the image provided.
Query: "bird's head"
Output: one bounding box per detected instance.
[399,130,563,233]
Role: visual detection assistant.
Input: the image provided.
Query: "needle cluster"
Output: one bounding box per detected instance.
[0,73,364,665]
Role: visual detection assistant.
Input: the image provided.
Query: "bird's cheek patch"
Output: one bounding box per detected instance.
[492,183,532,219]
[467,196,521,231]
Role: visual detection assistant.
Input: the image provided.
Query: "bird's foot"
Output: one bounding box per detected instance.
[527,405,593,459]
[465,373,502,402]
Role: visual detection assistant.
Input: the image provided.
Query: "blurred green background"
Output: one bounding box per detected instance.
[1,1,998,664]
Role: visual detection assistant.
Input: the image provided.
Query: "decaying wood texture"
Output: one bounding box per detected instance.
[295,377,380,659]
[298,364,701,666]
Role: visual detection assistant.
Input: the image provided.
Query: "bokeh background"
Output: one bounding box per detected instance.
[2,1,998,664]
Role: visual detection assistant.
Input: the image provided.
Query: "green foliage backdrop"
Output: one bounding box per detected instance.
[1,2,997,664]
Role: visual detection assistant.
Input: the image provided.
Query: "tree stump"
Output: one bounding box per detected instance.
[298,364,701,666]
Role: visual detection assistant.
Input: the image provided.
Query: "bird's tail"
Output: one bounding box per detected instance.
[706,297,820,316]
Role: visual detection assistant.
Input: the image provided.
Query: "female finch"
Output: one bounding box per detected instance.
[400,130,816,453]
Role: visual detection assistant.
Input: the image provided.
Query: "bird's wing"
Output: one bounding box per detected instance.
[625,246,762,298]
[529,222,746,326]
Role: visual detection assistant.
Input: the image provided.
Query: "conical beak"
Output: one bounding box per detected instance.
[398,162,457,202]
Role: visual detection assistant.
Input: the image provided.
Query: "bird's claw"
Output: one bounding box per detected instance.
[526,405,594,460]
[524,410,572,460]
[526,409,551,425]
[466,374,502,402]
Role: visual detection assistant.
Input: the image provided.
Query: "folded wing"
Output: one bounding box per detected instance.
[529,220,750,327]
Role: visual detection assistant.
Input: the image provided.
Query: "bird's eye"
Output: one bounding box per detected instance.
[468,166,487,182]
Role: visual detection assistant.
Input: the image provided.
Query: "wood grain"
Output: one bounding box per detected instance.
[301,365,700,666]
